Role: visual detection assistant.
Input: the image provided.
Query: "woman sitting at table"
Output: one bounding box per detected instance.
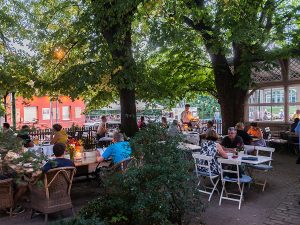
[50,123,68,145]
[199,130,228,175]
[247,122,266,146]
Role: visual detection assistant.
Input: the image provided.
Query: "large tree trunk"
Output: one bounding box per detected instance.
[120,88,138,137]
[92,1,139,137]
[210,54,248,134]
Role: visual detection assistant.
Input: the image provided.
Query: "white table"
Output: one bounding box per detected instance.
[229,154,272,165]
[178,142,202,151]
[29,144,54,156]
[182,132,200,145]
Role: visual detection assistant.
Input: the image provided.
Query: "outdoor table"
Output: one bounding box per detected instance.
[29,144,54,156]
[72,151,111,177]
[98,137,113,147]
[228,154,272,165]
[182,132,200,145]
[178,142,202,152]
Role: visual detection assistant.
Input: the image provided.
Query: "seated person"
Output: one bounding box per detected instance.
[50,123,68,145]
[97,132,132,164]
[200,120,215,139]
[247,122,266,146]
[167,120,181,137]
[138,116,147,129]
[2,122,15,139]
[42,143,74,173]
[161,117,168,128]
[97,115,108,139]
[17,125,34,148]
[221,127,244,153]
[235,122,252,145]
[291,118,299,133]
[199,130,228,175]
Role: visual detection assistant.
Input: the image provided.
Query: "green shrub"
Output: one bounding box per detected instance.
[80,124,202,225]
[50,216,105,225]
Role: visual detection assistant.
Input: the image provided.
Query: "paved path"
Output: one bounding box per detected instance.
[200,152,300,225]
[263,182,300,225]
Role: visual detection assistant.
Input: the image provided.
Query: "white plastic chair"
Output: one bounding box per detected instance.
[192,153,220,202]
[218,158,252,209]
[247,146,274,191]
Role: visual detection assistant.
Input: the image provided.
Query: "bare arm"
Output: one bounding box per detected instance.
[50,134,58,144]
[217,143,228,159]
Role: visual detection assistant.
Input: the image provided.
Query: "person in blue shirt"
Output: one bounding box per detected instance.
[97,132,132,164]
[42,143,74,173]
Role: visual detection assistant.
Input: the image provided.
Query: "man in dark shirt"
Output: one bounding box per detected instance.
[221,127,244,152]
[291,118,299,133]
[42,143,74,173]
[236,122,253,145]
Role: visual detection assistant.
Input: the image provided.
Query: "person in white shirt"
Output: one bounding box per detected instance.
[181,104,193,127]
[97,116,107,140]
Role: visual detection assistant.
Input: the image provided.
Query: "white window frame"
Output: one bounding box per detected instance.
[62,106,71,120]
[42,108,50,120]
[24,106,38,123]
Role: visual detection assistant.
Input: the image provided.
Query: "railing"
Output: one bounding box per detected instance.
[200,119,223,134]
[29,126,98,150]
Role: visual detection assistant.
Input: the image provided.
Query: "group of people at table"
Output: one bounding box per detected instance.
[0,103,270,215]
[0,122,131,215]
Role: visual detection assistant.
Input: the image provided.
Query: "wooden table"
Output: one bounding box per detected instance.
[73,151,111,176]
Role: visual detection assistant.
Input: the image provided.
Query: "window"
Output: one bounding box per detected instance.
[62,106,70,120]
[288,85,300,120]
[24,107,37,122]
[42,108,50,120]
[52,107,60,120]
[248,87,284,122]
[75,107,82,119]
[272,88,284,103]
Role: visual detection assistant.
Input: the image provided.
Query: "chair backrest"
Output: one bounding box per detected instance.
[192,153,214,176]
[217,158,241,183]
[263,127,272,140]
[112,157,133,173]
[0,178,13,209]
[44,167,76,200]
[255,146,275,165]
[244,145,255,154]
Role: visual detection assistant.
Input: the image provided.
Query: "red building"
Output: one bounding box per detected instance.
[5,95,85,129]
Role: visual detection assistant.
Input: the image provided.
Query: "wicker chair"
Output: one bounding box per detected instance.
[111,157,133,174]
[29,167,76,223]
[0,178,14,216]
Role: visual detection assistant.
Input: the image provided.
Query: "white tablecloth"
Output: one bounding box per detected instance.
[30,145,54,156]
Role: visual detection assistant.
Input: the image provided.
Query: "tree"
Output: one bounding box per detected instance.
[28,0,148,136]
[0,0,38,123]
[138,0,300,132]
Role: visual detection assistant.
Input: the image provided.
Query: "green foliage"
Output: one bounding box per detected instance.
[12,150,48,172]
[50,216,105,225]
[80,124,202,225]
[190,95,220,119]
[0,131,22,153]
[0,0,38,98]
